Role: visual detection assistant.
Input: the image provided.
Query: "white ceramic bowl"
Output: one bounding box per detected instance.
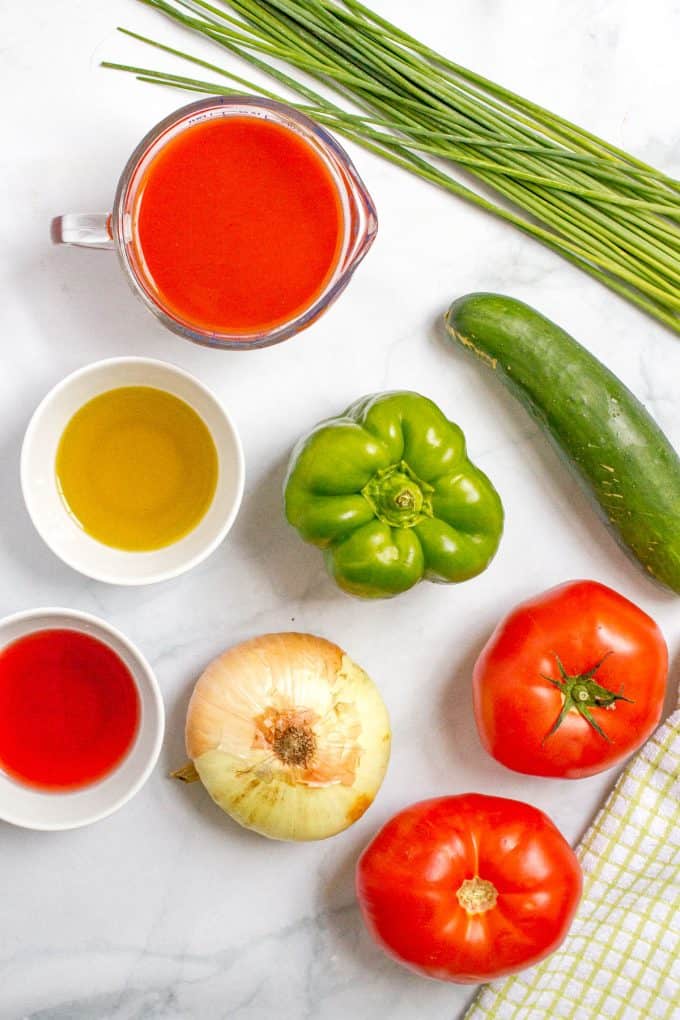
[21,357,245,585]
[0,608,164,830]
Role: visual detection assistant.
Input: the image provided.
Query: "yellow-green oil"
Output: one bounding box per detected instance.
[56,386,218,551]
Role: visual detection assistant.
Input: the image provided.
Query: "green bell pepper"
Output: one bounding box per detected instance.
[284,391,503,598]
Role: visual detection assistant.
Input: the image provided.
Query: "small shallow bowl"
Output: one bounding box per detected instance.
[0,608,164,831]
[21,357,245,585]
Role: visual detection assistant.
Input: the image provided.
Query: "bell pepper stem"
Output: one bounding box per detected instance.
[361,460,433,527]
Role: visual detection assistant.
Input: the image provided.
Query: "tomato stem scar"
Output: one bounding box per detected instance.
[456,876,498,914]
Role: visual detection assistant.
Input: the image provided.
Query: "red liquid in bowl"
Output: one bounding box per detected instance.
[0,630,140,791]
[132,116,345,335]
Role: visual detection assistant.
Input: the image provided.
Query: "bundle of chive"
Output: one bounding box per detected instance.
[105,0,680,334]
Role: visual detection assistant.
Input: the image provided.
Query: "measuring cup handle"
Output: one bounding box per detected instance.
[50,213,114,250]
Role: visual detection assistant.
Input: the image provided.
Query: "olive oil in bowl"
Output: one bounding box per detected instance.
[56,386,218,551]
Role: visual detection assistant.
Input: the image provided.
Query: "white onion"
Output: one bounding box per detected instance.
[179,632,391,841]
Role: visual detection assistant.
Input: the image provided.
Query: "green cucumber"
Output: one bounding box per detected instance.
[445,293,680,594]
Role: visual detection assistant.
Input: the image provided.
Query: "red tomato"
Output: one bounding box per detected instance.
[356,794,581,983]
[474,580,667,779]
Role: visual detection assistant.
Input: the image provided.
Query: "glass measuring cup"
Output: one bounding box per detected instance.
[51,96,378,351]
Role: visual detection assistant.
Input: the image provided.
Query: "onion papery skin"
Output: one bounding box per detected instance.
[185,632,391,841]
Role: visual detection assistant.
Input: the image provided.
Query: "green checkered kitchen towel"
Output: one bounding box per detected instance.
[466,700,680,1019]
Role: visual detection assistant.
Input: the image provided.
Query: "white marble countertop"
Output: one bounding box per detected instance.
[3,2,680,1017]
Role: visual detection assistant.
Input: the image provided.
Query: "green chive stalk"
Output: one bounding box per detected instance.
[104,0,680,334]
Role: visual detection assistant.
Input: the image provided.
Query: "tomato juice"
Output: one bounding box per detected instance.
[131,115,345,335]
